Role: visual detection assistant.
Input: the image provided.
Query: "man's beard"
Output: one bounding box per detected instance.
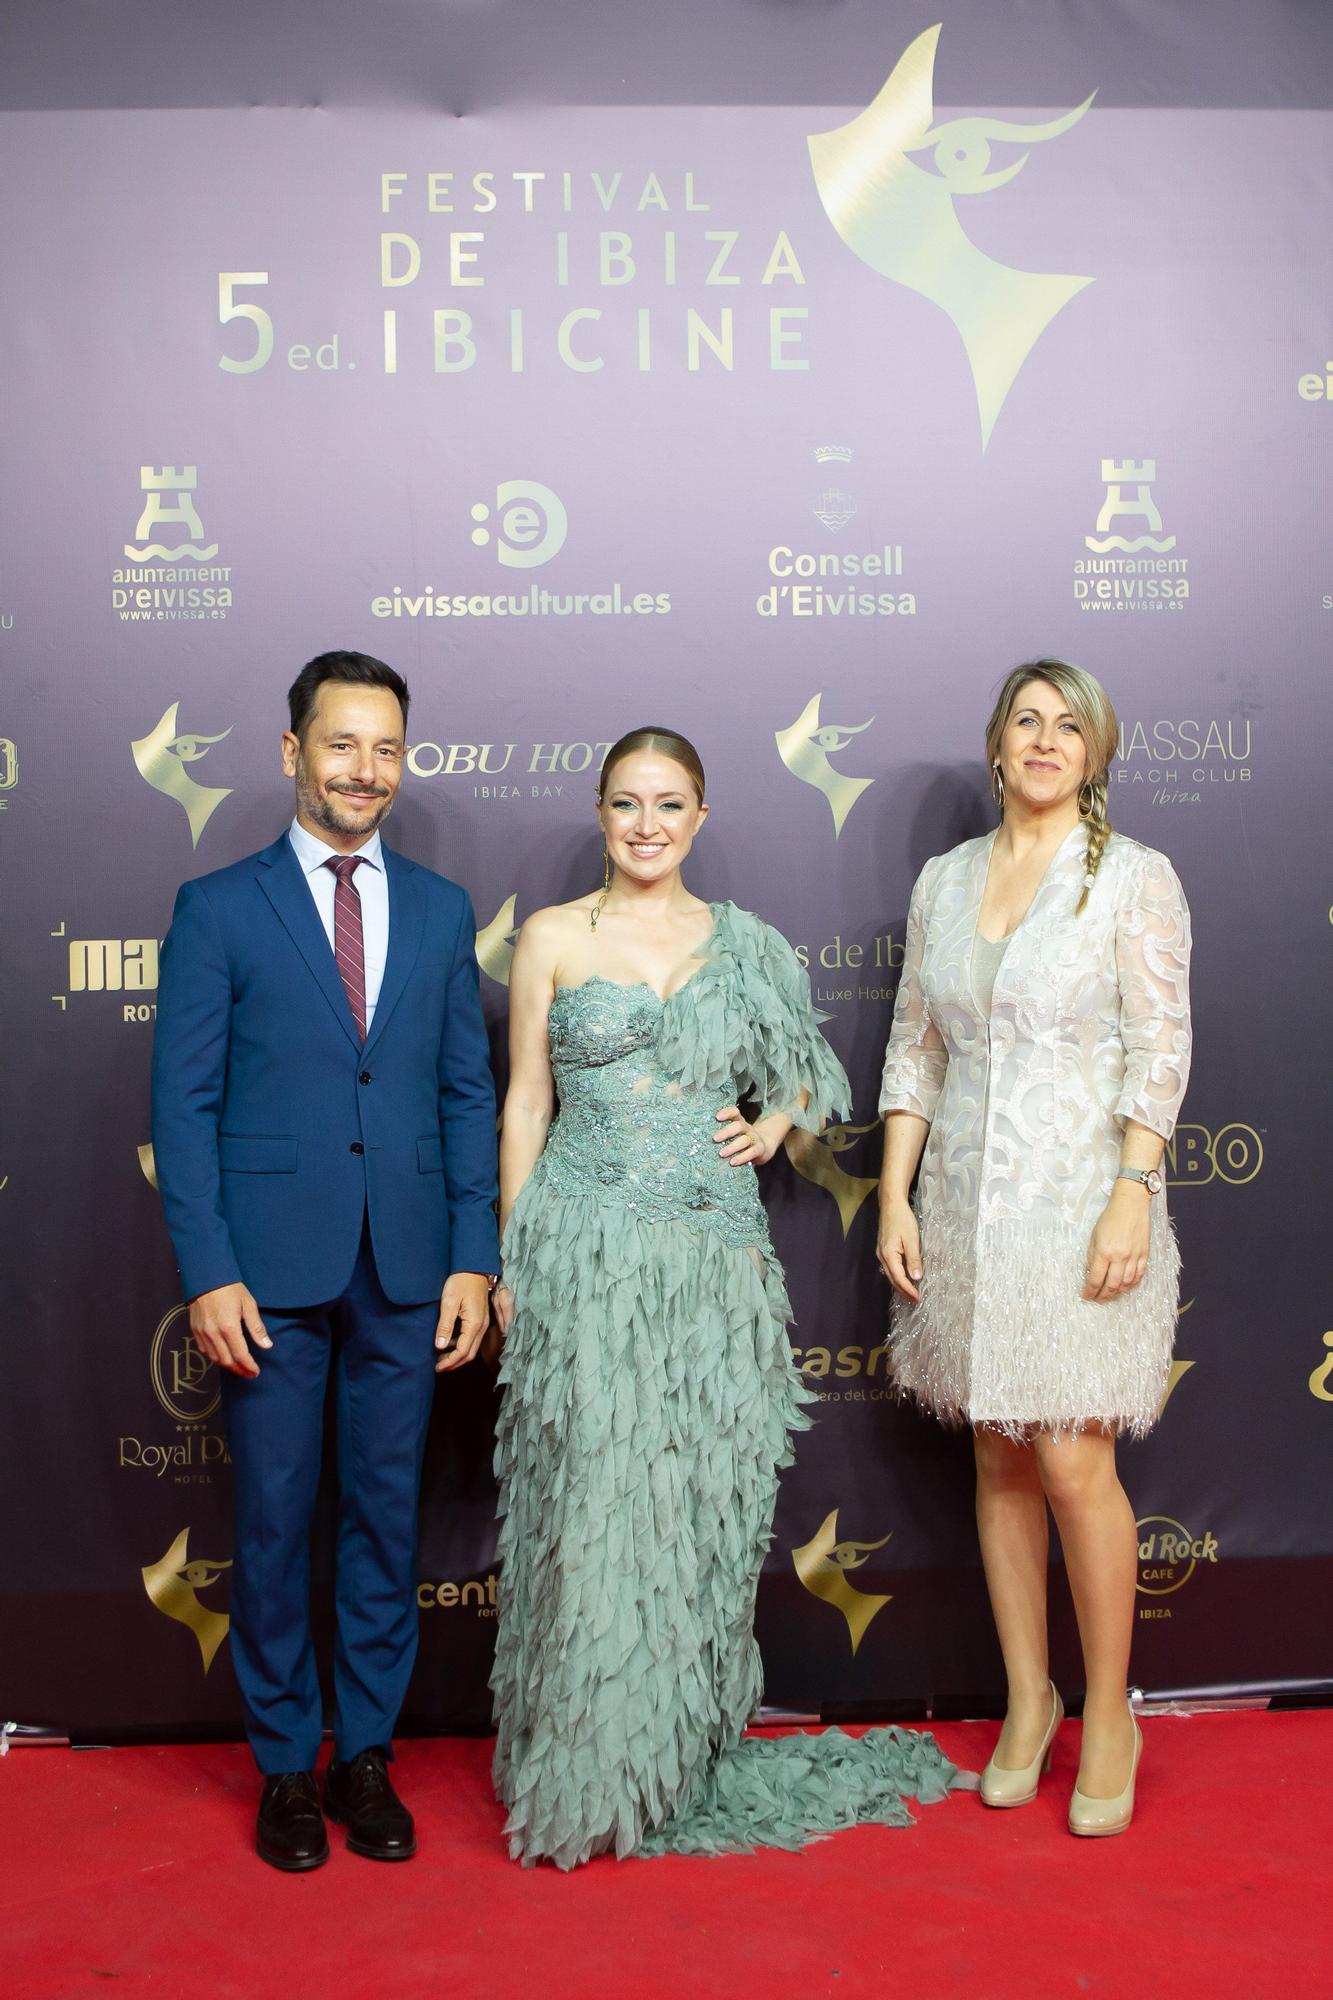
[296,757,393,839]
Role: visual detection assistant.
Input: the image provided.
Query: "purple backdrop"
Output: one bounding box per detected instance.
[3,2,1330,1738]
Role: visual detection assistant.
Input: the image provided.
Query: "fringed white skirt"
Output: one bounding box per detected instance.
[890,1201,1182,1440]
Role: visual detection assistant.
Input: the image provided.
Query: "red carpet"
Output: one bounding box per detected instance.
[1,1714,1324,2000]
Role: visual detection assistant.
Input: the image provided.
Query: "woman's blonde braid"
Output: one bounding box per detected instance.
[1076,774,1112,915]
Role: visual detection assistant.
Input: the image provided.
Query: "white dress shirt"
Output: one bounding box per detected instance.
[288,818,390,1032]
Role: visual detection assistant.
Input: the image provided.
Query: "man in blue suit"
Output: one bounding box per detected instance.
[152,650,499,1871]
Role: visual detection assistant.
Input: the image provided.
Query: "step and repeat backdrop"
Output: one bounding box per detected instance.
[3,8,1330,1739]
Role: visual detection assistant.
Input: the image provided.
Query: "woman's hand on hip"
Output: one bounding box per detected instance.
[713,1105,778,1165]
[1083,1184,1151,1301]
[877,1198,923,1302]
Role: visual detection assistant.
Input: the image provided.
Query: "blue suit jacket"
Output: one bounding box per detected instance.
[151,832,500,1308]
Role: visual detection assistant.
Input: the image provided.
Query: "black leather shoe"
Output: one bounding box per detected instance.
[256,1771,329,1872]
[324,1746,416,1860]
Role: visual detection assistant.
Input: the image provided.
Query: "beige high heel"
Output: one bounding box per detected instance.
[980,1680,1064,1807]
[1068,1716,1142,1837]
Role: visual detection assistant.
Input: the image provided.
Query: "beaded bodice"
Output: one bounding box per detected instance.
[538,976,769,1247]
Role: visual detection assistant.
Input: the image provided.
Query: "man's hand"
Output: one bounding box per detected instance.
[188,1282,271,1378]
[435,1273,492,1373]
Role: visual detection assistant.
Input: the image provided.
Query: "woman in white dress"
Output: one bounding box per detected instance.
[877,661,1191,1837]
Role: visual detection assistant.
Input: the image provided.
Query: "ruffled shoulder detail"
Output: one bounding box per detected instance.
[657,902,850,1132]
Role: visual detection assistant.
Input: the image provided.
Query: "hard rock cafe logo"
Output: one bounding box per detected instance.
[775,693,876,837]
[784,1118,879,1234]
[142,1528,232,1671]
[1074,459,1190,614]
[132,702,233,849]
[112,466,234,623]
[792,1509,892,1656]
[809,22,1095,449]
[1136,1515,1219,1619]
[476,894,519,986]
[150,1304,220,1425]
[0,736,16,809]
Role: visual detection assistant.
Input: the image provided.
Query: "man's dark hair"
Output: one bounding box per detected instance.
[287,651,410,740]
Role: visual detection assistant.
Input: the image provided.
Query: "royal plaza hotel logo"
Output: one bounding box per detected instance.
[756,452,915,621]
[1113,715,1252,810]
[370,477,671,624]
[111,465,234,622]
[1074,459,1190,614]
[121,1304,229,1484]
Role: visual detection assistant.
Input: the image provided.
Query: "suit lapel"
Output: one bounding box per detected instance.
[255,834,362,1050]
[361,848,426,1061]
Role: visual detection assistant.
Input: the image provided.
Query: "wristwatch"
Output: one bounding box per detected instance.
[1117,1167,1163,1195]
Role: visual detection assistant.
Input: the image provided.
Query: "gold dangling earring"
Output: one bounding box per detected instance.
[590,842,612,932]
[1078,779,1095,819]
[991,762,1005,812]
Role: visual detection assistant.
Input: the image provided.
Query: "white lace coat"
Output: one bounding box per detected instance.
[879,827,1192,1436]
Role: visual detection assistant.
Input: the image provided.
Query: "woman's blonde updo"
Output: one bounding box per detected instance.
[984,659,1118,914]
[598,726,706,804]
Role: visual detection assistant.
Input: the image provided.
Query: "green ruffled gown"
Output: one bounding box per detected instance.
[491,902,958,1868]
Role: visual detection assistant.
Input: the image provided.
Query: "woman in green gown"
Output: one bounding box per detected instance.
[490,726,958,1867]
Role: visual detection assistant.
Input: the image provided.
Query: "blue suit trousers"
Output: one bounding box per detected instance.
[220,1222,436,1774]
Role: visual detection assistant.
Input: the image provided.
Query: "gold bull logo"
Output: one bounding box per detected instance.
[131,701,232,849]
[775,694,875,837]
[142,1527,232,1672]
[808,22,1095,449]
[784,1119,880,1236]
[475,892,519,986]
[792,1509,892,1655]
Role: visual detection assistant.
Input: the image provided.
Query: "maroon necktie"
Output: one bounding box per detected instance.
[326,855,367,1042]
